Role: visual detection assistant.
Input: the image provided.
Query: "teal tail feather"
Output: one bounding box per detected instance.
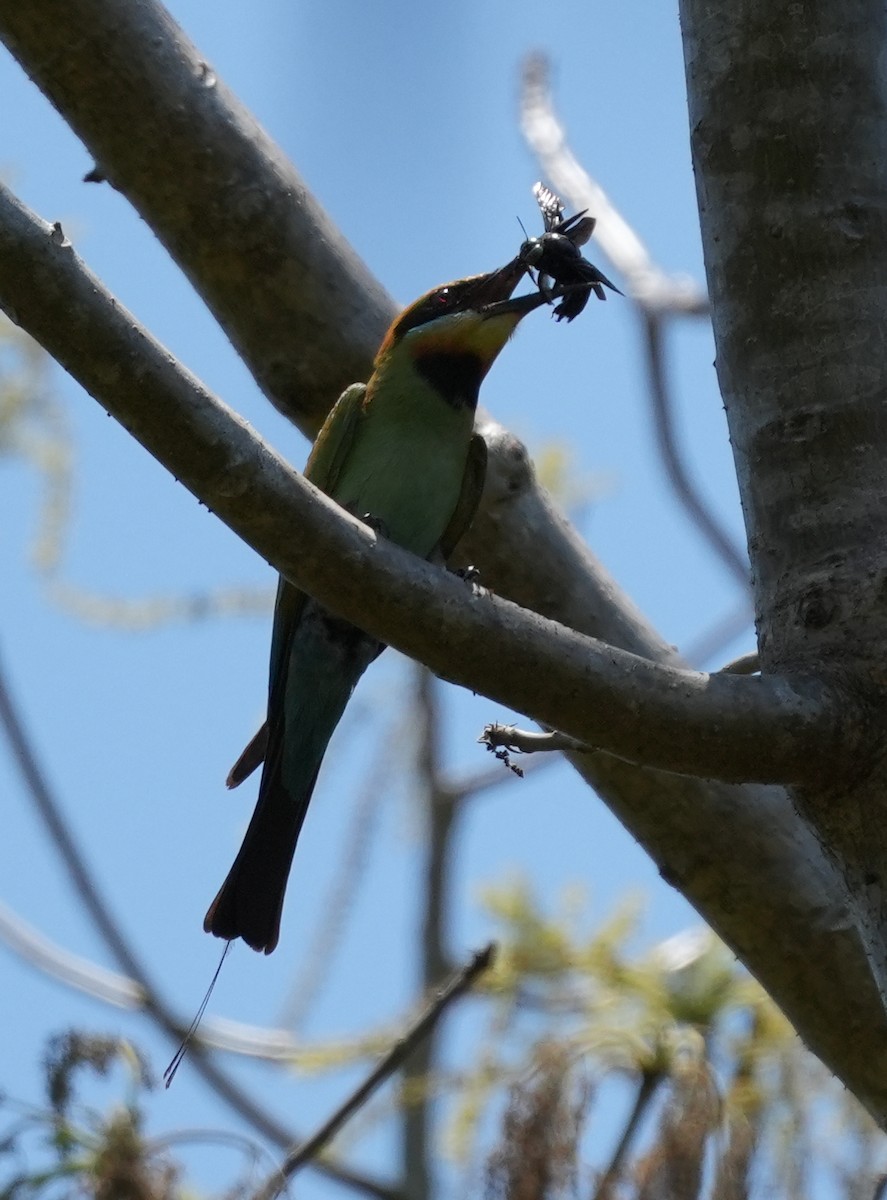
[205,603,381,953]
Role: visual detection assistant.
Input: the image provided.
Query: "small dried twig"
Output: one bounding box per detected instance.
[642,313,749,589]
[253,944,497,1200]
[479,723,592,776]
[592,1069,663,1200]
[718,652,760,676]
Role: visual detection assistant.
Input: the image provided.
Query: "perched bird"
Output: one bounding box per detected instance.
[519,182,621,321]
[205,261,551,953]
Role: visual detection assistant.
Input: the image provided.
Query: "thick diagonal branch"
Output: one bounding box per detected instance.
[0,185,854,787]
[0,1,392,425]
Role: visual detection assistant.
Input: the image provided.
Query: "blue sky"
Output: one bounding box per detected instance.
[1,2,752,1194]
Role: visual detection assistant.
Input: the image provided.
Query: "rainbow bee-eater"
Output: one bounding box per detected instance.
[204,261,550,953]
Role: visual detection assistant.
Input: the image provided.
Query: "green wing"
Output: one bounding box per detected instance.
[269,383,366,685]
[438,432,488,561]
[227,383,367,788]
[305,383,367,492]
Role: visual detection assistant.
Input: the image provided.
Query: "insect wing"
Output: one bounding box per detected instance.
[574,257,622,296]
[532,181,565,232]
[553,287,592,322]
[560,212,596,247]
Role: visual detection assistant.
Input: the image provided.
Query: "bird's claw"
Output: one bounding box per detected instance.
[454,564,485,597]
[361,512,390,539]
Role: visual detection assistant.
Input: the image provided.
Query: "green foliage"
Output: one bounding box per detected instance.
[0,317,271,629]
[0,1033,178,1200]
[2,874,886,1200]
[0,317,70,575]
[449,880,887,1199]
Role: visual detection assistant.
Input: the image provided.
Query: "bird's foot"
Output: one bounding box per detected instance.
[361,512,390,539]
[454,564,485,597]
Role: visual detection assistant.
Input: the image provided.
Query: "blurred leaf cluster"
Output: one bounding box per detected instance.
[461,881,886,1200]
[0,1033,179,1200]
[1,318,271,629]
[1,317,70,575]
[5,887,883,1200]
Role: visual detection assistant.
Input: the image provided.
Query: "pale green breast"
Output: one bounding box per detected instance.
[329,368,475,556]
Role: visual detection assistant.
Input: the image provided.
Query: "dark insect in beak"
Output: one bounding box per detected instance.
[519,182,622,321]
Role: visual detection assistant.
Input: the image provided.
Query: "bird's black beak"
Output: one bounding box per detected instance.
[441,258,554,320]
[481,289,552,319]
[462,257,527,308]
[460,255,551,321]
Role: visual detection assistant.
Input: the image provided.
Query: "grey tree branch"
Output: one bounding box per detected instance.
[0,186,849,787]
[480,724,591,757]
[254,945,496,1200]
[401,668,456,1199]
[520,54,750,590]
[2,177,885,1123]
[3,0,887,1126]
[642,312,749,588]
[519,53,706,314]
[0,0,393,431]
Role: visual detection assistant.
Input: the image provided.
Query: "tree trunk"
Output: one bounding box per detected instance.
[681,0,887,1052]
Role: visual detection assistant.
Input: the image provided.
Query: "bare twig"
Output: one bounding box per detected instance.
[643,314,753,585]
[401,668,455,1198]
[0,899,143,1009]
[480,723,591,758]
[642,314,749,587]
[520,55,750,590]
[520,54,706,314]
[254,944,497,1200]
[592,1069,663,1200]
[719,652,760,676]
[0,874,506,1079]
[0,899,419,1064]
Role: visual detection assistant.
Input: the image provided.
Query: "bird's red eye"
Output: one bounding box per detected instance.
[437,289,450,305]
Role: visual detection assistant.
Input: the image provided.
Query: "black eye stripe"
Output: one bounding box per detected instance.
[390,282,471,340]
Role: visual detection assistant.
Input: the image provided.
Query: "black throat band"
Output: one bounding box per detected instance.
[413,350,485,411]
